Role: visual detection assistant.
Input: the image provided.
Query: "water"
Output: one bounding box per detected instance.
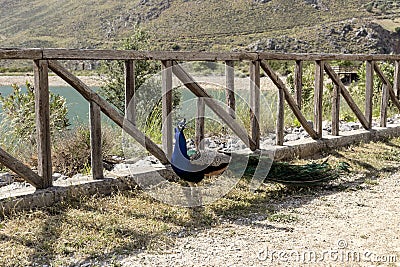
[0,85,91,125]
[0,84,277,128]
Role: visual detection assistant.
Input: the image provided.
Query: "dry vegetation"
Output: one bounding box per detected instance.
[1,136,400,266]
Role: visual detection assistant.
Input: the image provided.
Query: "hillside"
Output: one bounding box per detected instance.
[0,0,399,53]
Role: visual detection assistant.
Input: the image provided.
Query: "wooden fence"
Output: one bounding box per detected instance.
[0,49,400,189]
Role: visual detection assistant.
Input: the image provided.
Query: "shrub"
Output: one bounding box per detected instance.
[0,82,70,144]
[52,124,121,176]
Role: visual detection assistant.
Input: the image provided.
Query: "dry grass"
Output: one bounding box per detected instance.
[2,136,400,266]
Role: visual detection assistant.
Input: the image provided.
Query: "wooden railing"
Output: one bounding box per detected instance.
[0,49,400,189]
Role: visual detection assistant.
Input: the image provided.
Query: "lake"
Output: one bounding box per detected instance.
[0,85,91,125]
[0,84,277,128]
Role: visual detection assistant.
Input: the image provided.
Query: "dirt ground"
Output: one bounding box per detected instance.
[119,173,400,267]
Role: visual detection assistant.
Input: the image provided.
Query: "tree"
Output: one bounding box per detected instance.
[98,28,160,113]
[97,27,181,142]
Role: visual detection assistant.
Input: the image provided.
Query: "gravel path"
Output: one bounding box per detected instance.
[118,173,400,267]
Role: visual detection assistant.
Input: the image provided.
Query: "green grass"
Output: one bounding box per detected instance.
[2,136,400,265]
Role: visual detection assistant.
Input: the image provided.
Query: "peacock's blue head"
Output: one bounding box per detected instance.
[177,118,187,132]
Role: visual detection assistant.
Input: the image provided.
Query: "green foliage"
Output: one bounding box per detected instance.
[350,61,395,116]
[0,66,32,73]
[285,60,397,125]
[395,27,400,34]
[98,28,160,113]
[98,28,181,143]
[0,82,70,144]
[190,61,225,76]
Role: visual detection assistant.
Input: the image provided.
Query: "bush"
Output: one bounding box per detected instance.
[0,82,70,144]
[52,124,121,176]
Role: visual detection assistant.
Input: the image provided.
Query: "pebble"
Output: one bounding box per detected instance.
[0,173,13,186]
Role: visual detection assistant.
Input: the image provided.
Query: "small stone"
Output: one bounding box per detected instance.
[208,141,217,148]
[284,133,300,142]
[0,173,13,186]
[52,173,62,180]
[340,125,352,131]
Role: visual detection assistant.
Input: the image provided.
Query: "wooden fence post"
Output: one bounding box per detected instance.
[225,60,235,118]
[314,60,324,138]
[395,60,400,99]
[365,60,374,129]
[196,97,205,150]
[260,61,318,139]
[171,61,257,150]
[250,60,260,149]
[380,84,389,127]
[295,60,303,109]
[34,59,52,189]
[90,101,103,179]
[332,84,341,136]
[125,59,136,124]
[162,60,173,159]
[276,88,284,145]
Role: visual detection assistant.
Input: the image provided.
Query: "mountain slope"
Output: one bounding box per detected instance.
[0,0,399,53]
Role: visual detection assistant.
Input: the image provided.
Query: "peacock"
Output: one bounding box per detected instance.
[170,119,230,188]
[170,119,347,189]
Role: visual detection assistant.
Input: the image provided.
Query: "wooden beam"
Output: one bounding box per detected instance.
[395,60,400,98]
[365,60,374,128]
[0,147,43,188]
[324,63,370,129]
[258,52,400,61]
[3,48,400,61]
[225,60,236,118]
[42,49,258,61]
[332,84,341,136]
[196,97,205,150]
[0,48,42,59]
[170,61,257,151]
[125,59,136,124]
[90,101,103,179]
[314,60,324,138]
[47,60,169,164]
[34,60,52,189]
[276,87,284,145]
[161,60,173,159]
[380,84,389,127]
[294,60,303,109]
[250,61,261,149]
[260,61,318,139]
[374,62,400,111]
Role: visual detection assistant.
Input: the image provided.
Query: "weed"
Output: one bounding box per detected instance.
[268,212,299,223]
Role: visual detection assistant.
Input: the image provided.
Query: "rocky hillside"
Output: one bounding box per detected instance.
[0,0,399,54]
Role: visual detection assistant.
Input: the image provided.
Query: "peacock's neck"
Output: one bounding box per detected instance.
[178,131,189,160]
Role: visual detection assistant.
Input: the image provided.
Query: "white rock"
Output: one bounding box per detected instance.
[52,173,62,180]
[284,133,300,142]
